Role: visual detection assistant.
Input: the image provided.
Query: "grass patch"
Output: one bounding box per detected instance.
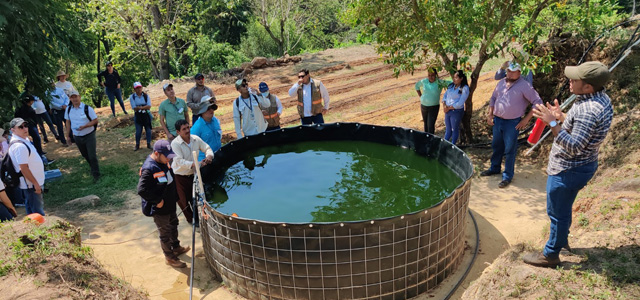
[46,156,138,208]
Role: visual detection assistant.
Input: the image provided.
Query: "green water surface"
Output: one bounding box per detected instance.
[206,141,462,223]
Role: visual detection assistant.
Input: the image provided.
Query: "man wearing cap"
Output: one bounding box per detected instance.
[524,61,613,268]
[98,61,129,117]
[481,62,543,188]
[258,82,283,131]
[171,119,214,225]
[129,82,153,151]
[495,60,534,85]
[233,79,270,139]
[8,118,46,216]
[137,140,191,268]
[288,68,330,125]
[14,95,46,158]
[186,73,215,124]
[191,96,222,154]
[159,83,189,141]
[55,70,76,97]
[48,82,70,147]
[65,90,101,182]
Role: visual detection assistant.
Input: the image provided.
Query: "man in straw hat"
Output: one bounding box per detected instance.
[523,61,613,268]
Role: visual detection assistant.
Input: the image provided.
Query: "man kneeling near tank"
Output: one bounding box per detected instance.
[137,140,191,268]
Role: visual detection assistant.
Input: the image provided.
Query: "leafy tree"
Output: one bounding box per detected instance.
[0,0,88,123]
[195,0,251,46]
[85,0,196,80]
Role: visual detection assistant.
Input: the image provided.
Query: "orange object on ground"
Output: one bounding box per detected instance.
[25,213,45,224]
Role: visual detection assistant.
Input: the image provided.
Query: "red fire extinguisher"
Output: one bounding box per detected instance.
[528,118,546,145]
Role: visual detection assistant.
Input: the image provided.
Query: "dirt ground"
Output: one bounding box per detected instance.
[44,45,553,299]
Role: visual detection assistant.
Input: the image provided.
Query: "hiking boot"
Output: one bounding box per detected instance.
[147,143,152,150]
[165,258,187,268]
[173,246,191,257]
[134,145,140,151]
[498,180,511,188]
[480,169,500,176]
[62,143,69,147]
[523,252,560,268]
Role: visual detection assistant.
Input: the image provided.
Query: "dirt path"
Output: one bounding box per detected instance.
[45,45,552,299]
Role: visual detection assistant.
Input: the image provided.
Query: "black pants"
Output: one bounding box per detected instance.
[74,130,100,179]
[301,113,324,125]
[35,112,58,142]
[51,109,67,144]
[152,212,180,259]
[420,104,440,134]
[27,125,44,156]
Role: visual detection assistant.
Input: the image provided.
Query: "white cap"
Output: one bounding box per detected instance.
[507,62,521,72]
[133,82,142,88]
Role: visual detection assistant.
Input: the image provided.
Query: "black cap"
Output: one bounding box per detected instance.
[195,73,204,79]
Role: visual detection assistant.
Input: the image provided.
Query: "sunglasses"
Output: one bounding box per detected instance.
[241,83,248,88]
[16,124,28,129]
[298,75,306,78]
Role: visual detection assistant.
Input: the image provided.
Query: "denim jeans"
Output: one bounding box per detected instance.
[301,113,324,125]
[543,161,597,258]
[27,125,44,156]
[21,186,45,216]
[105,87,127,116]
[0,203,14,221]
[489,116,521,181]
[444,108,464,144]
[35,112,58,142]
[51,109,67,144]
[420,104,440,134]
[134,114,152,147]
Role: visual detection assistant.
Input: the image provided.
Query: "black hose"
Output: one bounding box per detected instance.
[444,210,480,300]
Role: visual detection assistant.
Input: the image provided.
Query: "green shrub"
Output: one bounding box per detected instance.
[186,35,248,73]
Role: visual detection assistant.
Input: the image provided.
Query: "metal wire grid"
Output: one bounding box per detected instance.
[201,181,470,300]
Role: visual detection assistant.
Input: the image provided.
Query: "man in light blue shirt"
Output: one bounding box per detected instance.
[64,90,100,182]
[48,83,70,146]
[191,95,221,160]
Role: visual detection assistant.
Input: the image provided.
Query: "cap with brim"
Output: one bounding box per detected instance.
[235,79,247,90]
[163,83,173,91]
[105,61,112,66]
[56,70,66,78]
[153,140,176,159]
[507,62,521,72]
[10,118,27,129]
[196,95,218,115]
[195,73,204,79]
[259,82,269,93]
[68,89,80,97]
[564,61,610,91]
[133,82,143,88]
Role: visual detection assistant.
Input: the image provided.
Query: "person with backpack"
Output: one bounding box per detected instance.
[258,82,283,131]
[0,179,18,221]
[129,82,153,151]
[64,90,101,182]
[233,79,270,139]
[7,118,45,216]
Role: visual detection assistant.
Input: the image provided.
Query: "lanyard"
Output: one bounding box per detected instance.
[241,96,253,113]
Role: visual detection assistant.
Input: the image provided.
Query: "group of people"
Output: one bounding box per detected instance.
[417,60,613,268]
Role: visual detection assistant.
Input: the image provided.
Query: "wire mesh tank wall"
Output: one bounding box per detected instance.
[199,123,474,300]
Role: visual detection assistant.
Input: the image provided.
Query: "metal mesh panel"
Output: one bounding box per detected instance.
[199,123,473,300]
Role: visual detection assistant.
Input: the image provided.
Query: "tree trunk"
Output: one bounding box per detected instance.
[151,4,170,80]
[95,38,103,108]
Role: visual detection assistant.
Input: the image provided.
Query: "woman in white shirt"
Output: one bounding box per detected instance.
[55,70,76,97]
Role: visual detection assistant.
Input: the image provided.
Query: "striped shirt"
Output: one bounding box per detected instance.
[547,90,613,175]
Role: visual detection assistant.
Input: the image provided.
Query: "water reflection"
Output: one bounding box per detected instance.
[206,141,462,222]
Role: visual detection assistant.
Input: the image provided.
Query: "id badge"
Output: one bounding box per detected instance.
[178,107,184,113]
[157,176,168,183]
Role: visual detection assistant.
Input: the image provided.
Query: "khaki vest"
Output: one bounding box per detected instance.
[263,94,280,128]
[297,79,324,118]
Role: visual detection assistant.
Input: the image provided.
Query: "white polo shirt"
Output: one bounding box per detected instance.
[64,103,98,137]
[8,135,45,189]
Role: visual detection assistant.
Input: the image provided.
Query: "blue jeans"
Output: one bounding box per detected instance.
[444,108,464,144]
[21,187,45,216]
[0,203,14,221]
[301,113,324,125]
[105,87,128,116]
[51,109,67,144]
[543,161,597,258]
[489,117,521,181]
[134,114,152,146]
[36,112,58,142]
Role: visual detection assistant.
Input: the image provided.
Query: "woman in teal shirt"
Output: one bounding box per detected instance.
[415,68,447,134]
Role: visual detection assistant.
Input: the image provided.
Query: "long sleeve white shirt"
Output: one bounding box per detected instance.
[171,134,214,176]
[288,79,330,117]
[233,94,270,138]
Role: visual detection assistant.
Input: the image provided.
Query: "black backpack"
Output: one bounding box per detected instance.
[66,104,97,130]
[1,140,31,188]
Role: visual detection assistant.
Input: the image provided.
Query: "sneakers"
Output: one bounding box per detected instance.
[522,252,561,268]
[480,169,500,176]
[165,258,187,268]
[498,180,511,188]
[173,246,191,257]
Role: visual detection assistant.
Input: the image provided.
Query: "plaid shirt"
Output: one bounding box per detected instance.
[547,90,613,175]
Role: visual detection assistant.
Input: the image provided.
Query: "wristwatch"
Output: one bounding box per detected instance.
[549,120,558,128]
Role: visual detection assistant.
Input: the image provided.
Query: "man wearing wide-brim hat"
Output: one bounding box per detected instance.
[55,70,76,97]
[524,61,613,268]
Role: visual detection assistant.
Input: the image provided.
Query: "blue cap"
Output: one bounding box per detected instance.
[153,140,176,159]
[259,82,269,93]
